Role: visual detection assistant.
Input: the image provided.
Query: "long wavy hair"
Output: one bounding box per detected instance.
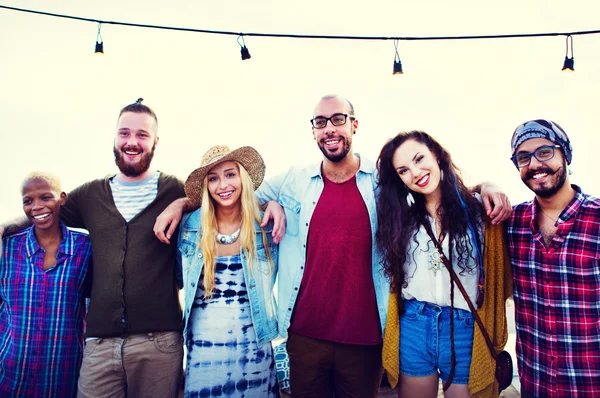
[198,161,273,298]
[376,130,483,307]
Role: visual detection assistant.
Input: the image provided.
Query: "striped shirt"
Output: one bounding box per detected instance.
[507,185,600,397]
[110,171,159,222]
[0,223,92,397]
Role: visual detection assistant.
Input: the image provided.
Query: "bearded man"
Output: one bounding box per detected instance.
[1,99,186,398]
[507,119,600,397]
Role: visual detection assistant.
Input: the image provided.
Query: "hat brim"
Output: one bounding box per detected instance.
[184,146,265,207]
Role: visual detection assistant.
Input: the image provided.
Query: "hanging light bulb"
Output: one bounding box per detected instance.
[562,35,574,72]
[237,35,251,60]
[393,39,403,75]
[95,23,104,54]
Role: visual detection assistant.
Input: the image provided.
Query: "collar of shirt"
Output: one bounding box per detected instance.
[531,184,585,230]
[307,153,376,179]
[25,222,76,259]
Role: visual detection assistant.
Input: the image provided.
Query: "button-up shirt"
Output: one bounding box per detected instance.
[507,185,600,397]
[0,223,92,397]
[256,154,390,338]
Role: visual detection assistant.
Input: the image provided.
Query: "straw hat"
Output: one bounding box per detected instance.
[184,145,265,206]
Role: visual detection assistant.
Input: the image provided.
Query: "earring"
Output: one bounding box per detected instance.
[440,169,444,181]
[406,191,415,207]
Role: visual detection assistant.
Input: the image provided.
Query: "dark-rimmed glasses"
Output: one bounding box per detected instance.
[511,145,561,168]
[310,113,354,129]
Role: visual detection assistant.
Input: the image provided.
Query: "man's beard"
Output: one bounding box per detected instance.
[522,161,567,199]
[318,136,351,163]
[113,144,155,177]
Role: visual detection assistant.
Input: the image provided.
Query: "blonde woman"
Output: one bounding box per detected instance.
[177,145,280,397]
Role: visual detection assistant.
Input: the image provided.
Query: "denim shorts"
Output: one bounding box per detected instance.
[400,299,474,384]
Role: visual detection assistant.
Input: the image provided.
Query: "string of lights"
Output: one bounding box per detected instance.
[2,4,598,72]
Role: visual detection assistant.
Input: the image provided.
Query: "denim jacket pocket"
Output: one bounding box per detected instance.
[179,230,197,251]
[279,194,301,237]
[256,245,276,275]
[178,230,198,281]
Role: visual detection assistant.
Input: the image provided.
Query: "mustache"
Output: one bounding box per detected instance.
[121,145,142,154]
[321,135,344,143]
[525,166,562,180]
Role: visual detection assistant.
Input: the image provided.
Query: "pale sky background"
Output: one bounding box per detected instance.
[1,0,599,222]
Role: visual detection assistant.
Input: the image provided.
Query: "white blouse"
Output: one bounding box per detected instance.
[401,215,482,312]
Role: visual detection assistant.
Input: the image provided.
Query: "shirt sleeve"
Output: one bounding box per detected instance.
[60,183,87,229]
[255,170,290,205]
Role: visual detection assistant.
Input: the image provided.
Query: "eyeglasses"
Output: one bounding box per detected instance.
[310,113,354,129]
[511,145,561,168]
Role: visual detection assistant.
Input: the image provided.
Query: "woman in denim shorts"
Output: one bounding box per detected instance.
[376,131,509,397]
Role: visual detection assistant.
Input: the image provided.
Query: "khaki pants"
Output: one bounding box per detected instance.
[287,331,383,398]
[77,331,183,398]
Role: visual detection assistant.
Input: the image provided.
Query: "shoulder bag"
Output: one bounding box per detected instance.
[422,220,513,392]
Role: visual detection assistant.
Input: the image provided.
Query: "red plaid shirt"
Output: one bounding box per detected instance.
[508,185,600,397]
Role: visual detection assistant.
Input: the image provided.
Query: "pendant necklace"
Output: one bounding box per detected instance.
[427,217,444,276]
[429,249,443,276]
[216,224,241,245]
[539,208,560,227]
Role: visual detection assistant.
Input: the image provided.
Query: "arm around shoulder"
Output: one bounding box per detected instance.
[0,215,31,238]
[255,169,293,204]
[475,182,512,225]
[60,181,91,229]
[154,197,197,245]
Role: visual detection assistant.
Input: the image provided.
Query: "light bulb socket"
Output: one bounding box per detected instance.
[393,60,403,75]
[562,56,574,72]
[95,41,104,54]
[240,46,251,60]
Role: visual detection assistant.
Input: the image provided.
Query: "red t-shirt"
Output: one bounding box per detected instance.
[289,174,381,345]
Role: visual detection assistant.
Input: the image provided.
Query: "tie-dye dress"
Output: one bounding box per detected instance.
[185,254,280,398]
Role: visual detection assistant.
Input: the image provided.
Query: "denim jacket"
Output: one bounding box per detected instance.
[256,154,390,338]
[176,209,279,347]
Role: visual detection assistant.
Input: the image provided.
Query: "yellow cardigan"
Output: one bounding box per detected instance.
[382,220,513,397]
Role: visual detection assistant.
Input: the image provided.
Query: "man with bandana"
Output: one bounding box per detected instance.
[507,119,600,397]
[1,99,186,398]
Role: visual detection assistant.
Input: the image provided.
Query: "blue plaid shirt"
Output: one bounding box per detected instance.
[0,223,92,397]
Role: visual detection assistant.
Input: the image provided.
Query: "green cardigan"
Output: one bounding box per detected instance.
[61,172,185,337]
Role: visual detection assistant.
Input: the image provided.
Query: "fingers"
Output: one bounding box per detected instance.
[153,220,171,244]
[486,193,512,224]
[153,215,182,245]
[166,222,178,243]
[498,195,513,223]
[260,209,271,228]
[262,200,286,244]
[153,199,188,244]
[154,232,170,244]
[272,215,286,244]
[482,194,493,218]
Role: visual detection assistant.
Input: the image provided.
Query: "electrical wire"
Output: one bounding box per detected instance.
[1,4,599,42]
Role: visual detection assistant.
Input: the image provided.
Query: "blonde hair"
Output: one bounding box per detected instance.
[21,171,63,194]
[198,161,273,297]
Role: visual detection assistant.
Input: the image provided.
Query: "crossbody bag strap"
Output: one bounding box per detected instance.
[421,220,498,360]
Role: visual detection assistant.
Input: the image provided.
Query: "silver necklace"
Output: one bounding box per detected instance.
[429,248,443,276]
[539,208,560,227]
[216,226,241,245]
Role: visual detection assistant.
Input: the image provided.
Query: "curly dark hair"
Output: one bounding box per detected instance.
[376,130,483,310]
